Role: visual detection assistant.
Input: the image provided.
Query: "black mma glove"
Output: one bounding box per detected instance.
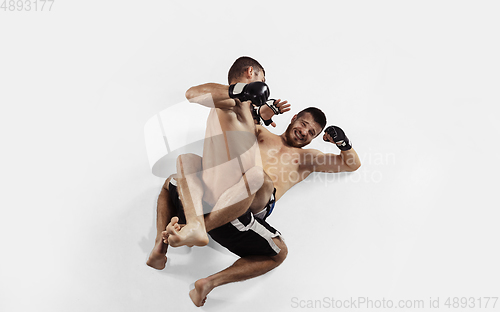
[228,81,270,106]
[324,125,352,151]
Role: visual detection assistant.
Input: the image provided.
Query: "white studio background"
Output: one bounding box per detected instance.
[1,1,499,311]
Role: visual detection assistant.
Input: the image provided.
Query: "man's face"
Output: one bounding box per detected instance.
[284,113,323,148]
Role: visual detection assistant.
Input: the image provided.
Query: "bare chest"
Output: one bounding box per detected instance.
[258,135,308,199]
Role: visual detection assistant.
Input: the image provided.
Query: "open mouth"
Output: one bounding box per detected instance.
[294,130,303,141]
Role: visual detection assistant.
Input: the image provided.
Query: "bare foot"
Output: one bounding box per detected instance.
[189,278,214,307]
[162,217,183,243]
[166,217,209,247]
[146,239,168,270]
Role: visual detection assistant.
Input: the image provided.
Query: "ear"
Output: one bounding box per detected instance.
[245,66,254,78]
[291,114,297,122]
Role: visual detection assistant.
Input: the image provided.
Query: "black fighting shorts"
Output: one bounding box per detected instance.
[168,178,282,258]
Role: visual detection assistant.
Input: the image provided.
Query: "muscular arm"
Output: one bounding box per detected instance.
[185,83,237,110]
[301,147,361,173]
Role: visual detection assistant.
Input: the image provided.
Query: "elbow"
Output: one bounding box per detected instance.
[185,87,196,102]
[342,154,361,172]
[347,161,361,172]
[353,160,362,171]
[353,162,361,171]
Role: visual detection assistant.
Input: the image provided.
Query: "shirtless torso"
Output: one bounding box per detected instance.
[256,112,360,202]
[149,57,361,307]
[256,125,314,200]
[201,101,262,206]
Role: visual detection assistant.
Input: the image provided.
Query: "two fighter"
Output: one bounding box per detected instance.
[147,56,361,307]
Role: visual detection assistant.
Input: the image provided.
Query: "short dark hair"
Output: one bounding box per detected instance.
[297,107,327,132]
[228,56,265,84]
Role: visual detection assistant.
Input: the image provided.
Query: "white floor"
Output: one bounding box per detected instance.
[2,1,500,311]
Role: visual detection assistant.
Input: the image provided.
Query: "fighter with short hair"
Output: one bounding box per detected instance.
[147,56,361,307]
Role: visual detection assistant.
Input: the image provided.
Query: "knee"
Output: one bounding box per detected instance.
[253,171,274,203]
[244,167,273,195]
[176,153,201,167]
[260,172,274,197]
[176,153,202,175]
[242,167,264,194]
[273,238,288,265]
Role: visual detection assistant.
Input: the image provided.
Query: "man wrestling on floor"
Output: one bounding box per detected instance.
[147,56,361,307]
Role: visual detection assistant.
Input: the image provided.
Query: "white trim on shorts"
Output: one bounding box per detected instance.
[230,213,282,255]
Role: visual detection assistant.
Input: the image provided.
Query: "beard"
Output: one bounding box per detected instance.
[284,123,309,148]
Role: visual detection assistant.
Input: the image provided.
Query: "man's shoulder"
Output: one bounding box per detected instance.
[256,124,272,136]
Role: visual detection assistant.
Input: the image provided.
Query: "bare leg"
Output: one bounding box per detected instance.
[167,154,209,247]
[189,237,288,307]
[166,162,272,242]
[166,151,274,244]
[204,167,272,232]
[146,176,176,270]
[165,171,256,245]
